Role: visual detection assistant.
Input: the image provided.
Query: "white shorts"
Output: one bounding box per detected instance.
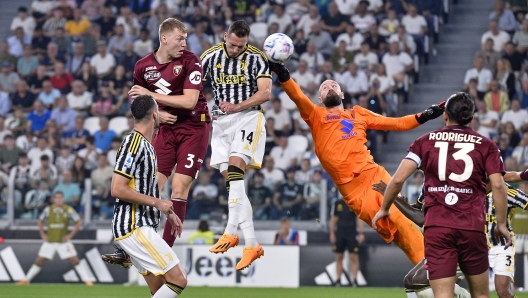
[515,234,528,254]
[116,226,179,276]
[38,241,77,260]
[489,245,515,279]
[210,109,266,170]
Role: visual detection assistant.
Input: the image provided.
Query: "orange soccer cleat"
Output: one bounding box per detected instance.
[209,234,239,254]
[236,244,264,271]
[15,280,30,285]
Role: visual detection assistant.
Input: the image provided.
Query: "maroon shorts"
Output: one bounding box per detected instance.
[424,226,488,280]
[153,120,210,178]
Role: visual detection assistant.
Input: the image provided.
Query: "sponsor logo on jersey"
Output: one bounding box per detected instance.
[144,71,161,81]
[145,66,157,71]
[189,71,201,85]
[340,119,357,139]
[325,113,341,121]
[214,73,248,85]
[173,65,183,76]
[241,60,246,71]
[216,63,222,69]
[124,153,133,169]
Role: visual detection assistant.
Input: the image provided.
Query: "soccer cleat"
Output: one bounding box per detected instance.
[209,234,239,254]
[85,280,94,286]
[15,280,30,285]
[236,244,264,271]
[101,246,132,269]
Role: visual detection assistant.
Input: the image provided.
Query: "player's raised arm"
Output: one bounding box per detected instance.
[504,169,528,183]
[489,172,511,248]
[269,62,315,118]
[361,100,446,131]
[372,180,425,226]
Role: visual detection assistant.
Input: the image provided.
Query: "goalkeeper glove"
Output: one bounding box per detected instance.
[269,62,291,83]
[415,100,446,124]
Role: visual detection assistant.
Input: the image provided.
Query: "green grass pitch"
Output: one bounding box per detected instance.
[1,285,528,298]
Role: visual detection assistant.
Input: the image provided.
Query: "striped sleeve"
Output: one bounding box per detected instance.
[506,184,528,210]
[114,132,141,179]
[39,206,50,221]
[249,46,272,79]
[200,50,211,82]
[67,206,81,222]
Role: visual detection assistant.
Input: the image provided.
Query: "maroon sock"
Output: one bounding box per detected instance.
[162,199,187,247]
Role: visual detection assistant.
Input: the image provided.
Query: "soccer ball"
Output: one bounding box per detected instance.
[263,33,294,63]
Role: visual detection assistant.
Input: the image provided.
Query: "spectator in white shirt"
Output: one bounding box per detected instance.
[353,42,378,74]
[463,56,493,97]
[379,9,399,37]
[481,20,510,52]
[291,60,317,97]
[7,27,31,58]
[261,156,285,191]
[299,42,325,72]
[474,99,499,138]
[90,41,115,79]
[335,23,364,53]
[188,172,218,219]
[314,61,339,86]
[400,4,427,57]
[270,136,298,171]
[381,42,414,84]
[500,99,528,131]
[340,63,368,104]
[308,23,334,58]
[296,5,320,38]
[66,80,93,116]
[265,99,291,135]
[116,6,140,37]
[350,0,376,34]
[388,26,416,55]
[27,137,54,172]
[11,6,36,37]
[267,4,293,36]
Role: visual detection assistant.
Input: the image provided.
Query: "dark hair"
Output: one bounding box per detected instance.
[85,135,95,145]
[131,95,156,122]
[18,152,27,158]
[18,6,27,13]
[4,135,13,140]
[445,92,474,126]
[198,220,209,232]
[53,191,64,198]
[40,154,50,161]
[253,171,264,178]
[112,137,122,143]
[228,20,250,38]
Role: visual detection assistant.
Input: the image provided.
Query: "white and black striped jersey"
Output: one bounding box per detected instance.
[112,130,160,240]
[485,184,528,248]
[200,42,272,108]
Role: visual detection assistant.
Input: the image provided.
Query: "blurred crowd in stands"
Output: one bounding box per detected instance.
[0,0,463,223]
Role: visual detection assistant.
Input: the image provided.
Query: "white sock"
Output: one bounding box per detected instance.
[239,195,258,248]
[224,180,244,236]
[152,283,183,298]
[406,293,418,298]
[75,263,91,282]
[454,283,471,298]
[416,288,434,298]
[25,264,42,282]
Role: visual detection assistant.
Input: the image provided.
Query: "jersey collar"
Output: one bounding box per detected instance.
[222,42,247,60]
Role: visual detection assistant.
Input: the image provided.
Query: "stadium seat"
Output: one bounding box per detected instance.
[249,22,269,47]
[287,134,309,162]
[109,116,129,136]
[83,116,101,135]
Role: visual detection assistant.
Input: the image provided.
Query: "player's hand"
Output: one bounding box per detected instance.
[371,180,387,195]
[128,85,152,99]
[219,101,241,114]
[41,234,48,242]
[357,233,365,244]
[329,232,336,244]
[415,100,446,124]
[495,224,512,249]
[167,213,183,238]
[268,62,290,83]
[159,110,178,125]
[371,209,390,230]
[62,234,72,242]
[155,199,173,215]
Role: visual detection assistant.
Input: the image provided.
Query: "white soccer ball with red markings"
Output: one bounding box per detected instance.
[263,33,294,63]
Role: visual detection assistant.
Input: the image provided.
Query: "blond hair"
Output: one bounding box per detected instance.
[159,18,187,40]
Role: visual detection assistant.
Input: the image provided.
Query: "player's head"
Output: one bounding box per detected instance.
[318,80,344,108]
[52,191,64,207]
[444,92,474,126]
[159,18,187,58]
[131,94,159,129]
[224,20,250,58]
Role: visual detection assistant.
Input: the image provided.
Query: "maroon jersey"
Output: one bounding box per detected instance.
[406,125,505,232]
[133,50,210,121]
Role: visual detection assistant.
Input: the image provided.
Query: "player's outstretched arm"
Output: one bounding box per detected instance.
[269,62,315,118]
[372,159,418,229]
[372,180,424,226]
[363,100,446,131]
[489,172,512,249]
[504,169,528,183]
[129,85,199,110]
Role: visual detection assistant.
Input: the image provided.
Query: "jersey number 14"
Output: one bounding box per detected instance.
[434,142,474,182]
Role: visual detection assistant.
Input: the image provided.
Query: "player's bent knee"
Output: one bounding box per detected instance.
[164,263,187,288]
[227,165,245,181]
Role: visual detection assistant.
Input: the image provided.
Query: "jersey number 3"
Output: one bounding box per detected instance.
[434,142,475,182]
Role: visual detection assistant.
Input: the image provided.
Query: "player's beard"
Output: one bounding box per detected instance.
[323,90,342,107]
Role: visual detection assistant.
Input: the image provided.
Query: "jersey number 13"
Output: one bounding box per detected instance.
[434,141,474,182]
